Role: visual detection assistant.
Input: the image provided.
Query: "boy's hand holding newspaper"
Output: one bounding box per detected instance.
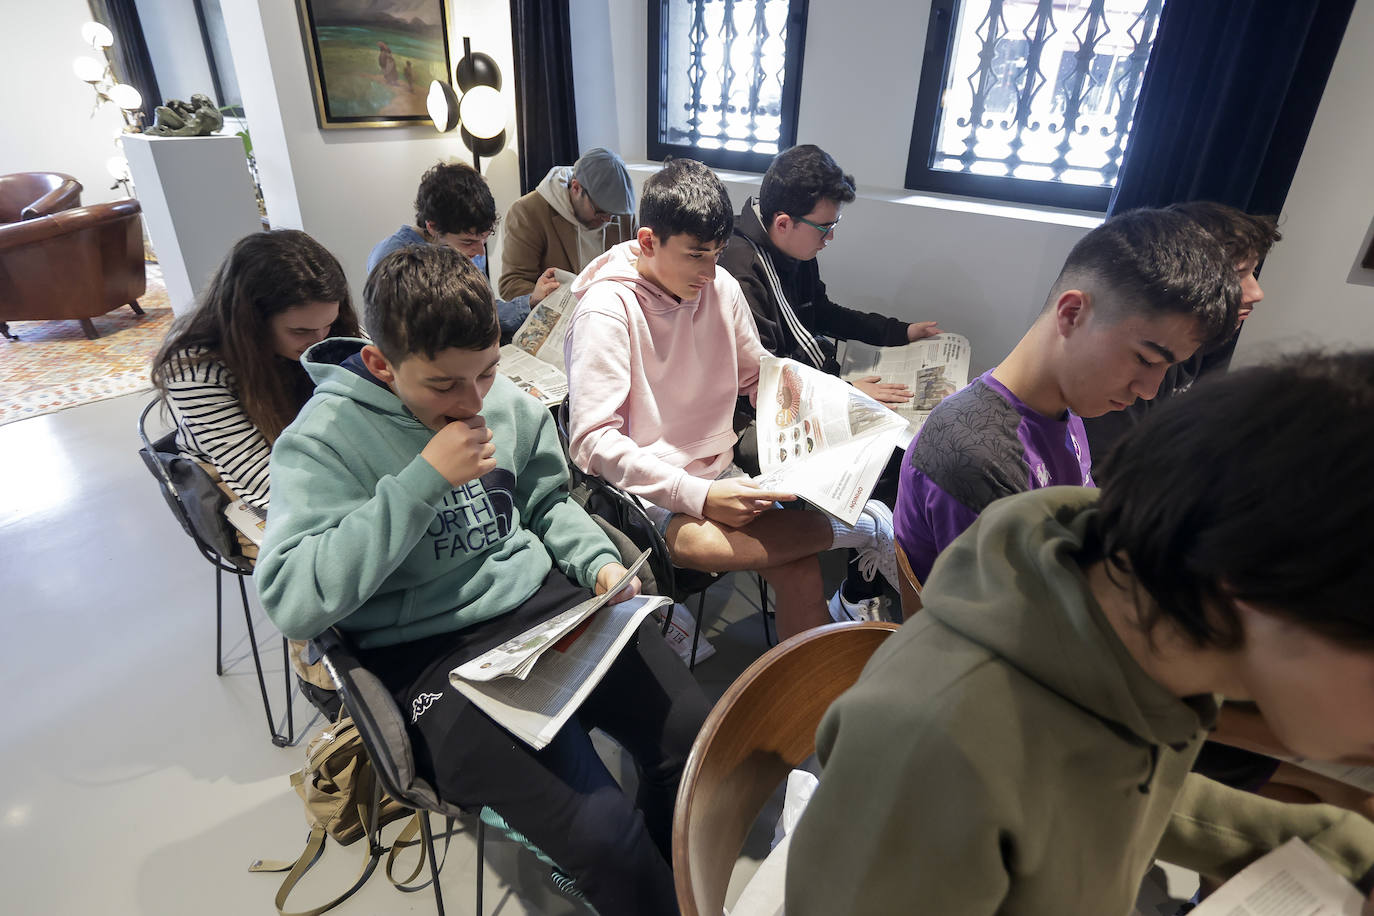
[907,320,942,341]
[421,415,498,486]
[852,376,915,406]
[594,563,642,603]
[531,267,561,305]
[705,478,796,528]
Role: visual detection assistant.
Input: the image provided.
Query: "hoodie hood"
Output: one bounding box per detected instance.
[300,337,427,429]
[537,165,616,270]
[923,487,1215,752]
[570,239,700,315]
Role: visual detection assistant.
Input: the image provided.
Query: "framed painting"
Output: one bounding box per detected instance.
[296,0,452,129]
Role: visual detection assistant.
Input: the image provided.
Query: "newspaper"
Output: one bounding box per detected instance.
[451,594,667,750]
[498,267,578,405]
[224,499,266,547]
[837,332,971,444]
[1190,837,1363,914]
[754,356,908,526]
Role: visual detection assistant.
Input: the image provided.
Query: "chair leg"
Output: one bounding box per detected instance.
[79,318,99,339]
[475,816,484,916]
[282,636,294,744]
[0,322,14,340]
[688,590,707,672]
[421,813,447,916]
[128,300,145,315]
[237,575,289,747]
[215,568,225,676]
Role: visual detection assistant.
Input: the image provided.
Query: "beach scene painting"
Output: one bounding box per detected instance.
[298,0,451,128]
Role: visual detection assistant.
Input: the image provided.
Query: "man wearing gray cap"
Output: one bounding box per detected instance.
[498,148,636,299]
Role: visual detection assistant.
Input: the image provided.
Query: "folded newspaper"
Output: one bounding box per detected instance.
[498,267,577,407]
[1189,837,1363,914]
[224,499,266,547]
[837,332,971,444]
[450,550,668,749]
[754,356,909,527]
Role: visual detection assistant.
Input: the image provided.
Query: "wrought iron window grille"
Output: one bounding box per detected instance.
[648,0,809,173]
[905,0,1164,211]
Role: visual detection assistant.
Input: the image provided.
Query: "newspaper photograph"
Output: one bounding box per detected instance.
[509,268,578,371]
[754,356,908,526]
[451,594,668,749]
[453,550,650,683]
[838,332,971,443]
[498,344,568,407]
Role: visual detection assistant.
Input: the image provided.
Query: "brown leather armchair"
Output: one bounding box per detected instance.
[0,198,147,340]
[0,172,83,223]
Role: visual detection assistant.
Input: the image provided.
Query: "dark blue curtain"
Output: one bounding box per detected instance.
[509,0,580,195]
[1108,0,1356,217]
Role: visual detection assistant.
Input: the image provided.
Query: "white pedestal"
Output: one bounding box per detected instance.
[123,133,263,315]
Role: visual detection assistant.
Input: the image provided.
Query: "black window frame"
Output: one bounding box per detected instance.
[647,0,809,173]
[905,0,1160,212]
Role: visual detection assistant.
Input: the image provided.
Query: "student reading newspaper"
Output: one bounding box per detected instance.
[256,244,709,916]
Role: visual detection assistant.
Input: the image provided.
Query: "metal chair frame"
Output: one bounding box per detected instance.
[136,399,293,746]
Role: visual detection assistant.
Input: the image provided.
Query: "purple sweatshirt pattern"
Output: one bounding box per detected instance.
[894,371,1093,583]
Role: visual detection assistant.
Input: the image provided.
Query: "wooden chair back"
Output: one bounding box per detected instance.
[672,620,900,916]
[895,542,924,618]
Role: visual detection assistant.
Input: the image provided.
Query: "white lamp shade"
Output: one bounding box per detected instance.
[73,56,106,83]
[458,85,504,140]
[106,156,131,181]
[426,80,459,133]
[108,83,143,111]
[81,22,114,49]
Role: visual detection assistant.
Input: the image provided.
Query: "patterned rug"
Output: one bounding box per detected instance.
[0,265,173,426]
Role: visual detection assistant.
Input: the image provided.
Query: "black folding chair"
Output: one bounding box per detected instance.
[136,398,294,746]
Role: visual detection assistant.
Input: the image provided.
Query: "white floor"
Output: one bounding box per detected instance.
[0,391,1194,915]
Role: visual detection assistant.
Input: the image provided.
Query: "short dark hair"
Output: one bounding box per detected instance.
[362,245,498,362]
[639,158,733,245]
[413,161,497,235]
[1167,200,1282,264]
[758,144,857,221]
[1090,349,1374,649]
[1051,208,1241,351]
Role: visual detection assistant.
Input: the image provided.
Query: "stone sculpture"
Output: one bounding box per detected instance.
[147,94,224,137]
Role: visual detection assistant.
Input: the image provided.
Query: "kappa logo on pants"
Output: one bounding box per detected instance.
[411,691,445,723]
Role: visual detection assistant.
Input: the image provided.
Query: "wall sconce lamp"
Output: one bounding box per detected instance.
[426,37,506,174]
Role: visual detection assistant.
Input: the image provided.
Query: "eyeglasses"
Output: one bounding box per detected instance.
[796,213,841,236]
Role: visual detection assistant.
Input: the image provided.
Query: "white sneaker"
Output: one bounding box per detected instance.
[854,500,901,594]
[828,587,888,623]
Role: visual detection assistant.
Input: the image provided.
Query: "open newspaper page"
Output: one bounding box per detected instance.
[450,594,669,750]
[452,550,650,682]
[837,332,971,445]
[498,267,578,405]
[754,356,907,526]
[1189,837,1363,914]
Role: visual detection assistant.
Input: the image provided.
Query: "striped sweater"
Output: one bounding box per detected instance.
[161,347,273,511]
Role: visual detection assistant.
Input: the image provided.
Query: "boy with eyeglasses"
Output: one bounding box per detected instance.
[367,160,559,343]
[719,143,942,622]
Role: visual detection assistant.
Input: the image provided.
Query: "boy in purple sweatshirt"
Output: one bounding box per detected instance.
[894,208,1241,593]
[564,159,899,638]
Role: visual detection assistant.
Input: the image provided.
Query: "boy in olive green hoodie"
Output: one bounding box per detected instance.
[788,351,1374,915]
[256,244,708,916]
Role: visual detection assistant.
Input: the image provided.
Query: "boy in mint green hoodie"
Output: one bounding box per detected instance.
[256,244,708,916]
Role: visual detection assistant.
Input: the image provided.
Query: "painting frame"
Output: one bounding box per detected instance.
[296,0,452,129]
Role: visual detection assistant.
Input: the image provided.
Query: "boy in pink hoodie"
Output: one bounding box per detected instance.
[564,158,898,637]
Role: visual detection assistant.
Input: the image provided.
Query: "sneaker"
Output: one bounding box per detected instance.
[828,587,888,623]
[853,500,901,594]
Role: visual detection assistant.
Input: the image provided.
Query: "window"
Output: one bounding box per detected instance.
[906,0,1164,210]
[648,0,809,172]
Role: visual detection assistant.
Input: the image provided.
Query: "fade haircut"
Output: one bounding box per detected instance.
[413,161,497,235]
[1089,349,1374,650]
[363,245,498,363]
[639,158,734,245]
[1049,208,1241,351]
[1167,200,1282,264]
[758,144,857,221]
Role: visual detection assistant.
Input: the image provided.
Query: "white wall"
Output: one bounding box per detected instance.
[576,0,1097,373]
[219,0,522,302]
[0,0,133,207]
[1234,0,1374,365]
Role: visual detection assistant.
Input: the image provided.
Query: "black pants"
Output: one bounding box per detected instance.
[359,572,710,916]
